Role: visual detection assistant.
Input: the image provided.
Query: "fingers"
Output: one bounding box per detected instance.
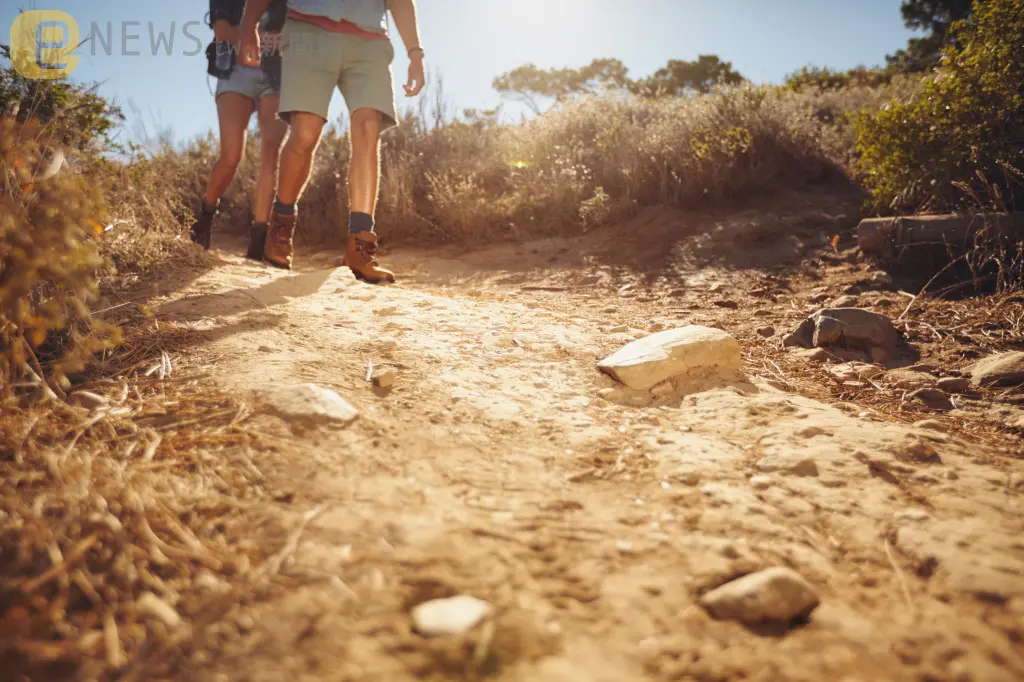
[404,71,426,97]
[240,41,261,67]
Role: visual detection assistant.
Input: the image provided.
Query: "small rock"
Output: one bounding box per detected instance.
[755,456,818,477]
[756,326,775,339]
[884,369,937,390]
[812,308,903,349]
[262,384,359,424]
[829,295,859,308]
[411,595,492,637]
[969,352,1024,387]
[914,420,947,433]
[713,300,739,309]
[909,388,954,409]
[750,475,772,490]
[372,369,396,389]
[607,324,629,334]
[872,271,894,286]
[792,347,830,362]
[809,292,831,304]
[257,345,276,353]
[894,509,930,523]
[378,337,399,351]
[598,326,743,391]
[709,283,723,293]
[828,362,883,382]
[699,567,820,625]
[68,391,107,411]
[937,377,970,393]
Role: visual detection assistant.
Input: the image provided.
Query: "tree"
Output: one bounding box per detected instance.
[856,0,1024,214]
[886,0,980,72]
[631,55,745,97]
[492,58,630,114]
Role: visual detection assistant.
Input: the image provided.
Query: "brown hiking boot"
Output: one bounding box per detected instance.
[344,231,395,284]
[264,210,296,270]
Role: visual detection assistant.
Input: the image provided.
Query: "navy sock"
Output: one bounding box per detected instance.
[202,199,219,214]
[349,211,374,235]
[274,200,296,216]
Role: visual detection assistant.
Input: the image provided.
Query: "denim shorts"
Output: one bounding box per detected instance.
[216,65,279,102]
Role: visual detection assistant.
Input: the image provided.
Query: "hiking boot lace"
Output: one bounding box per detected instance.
[273,217,294,245]
[356,238,379,266]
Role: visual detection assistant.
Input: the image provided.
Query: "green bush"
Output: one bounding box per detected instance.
[855,0,1024,214]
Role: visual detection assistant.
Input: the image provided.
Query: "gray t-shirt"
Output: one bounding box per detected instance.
[288,0,388,33]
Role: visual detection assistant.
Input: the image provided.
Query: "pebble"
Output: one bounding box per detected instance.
[607,324,629,334]
[378,337,399,351]
[830,295,859,308]
[756,326,775,338]
[914,420,947,433]
[936,376,969,393]
[750,475,772,490]
[372,370,396,389]
[909,388,953,409]
[755,456,819,477]
[699,567,820,625]
[411,595,492,637]
[262,384,359,424]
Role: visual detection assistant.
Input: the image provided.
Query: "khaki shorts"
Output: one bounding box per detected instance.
[278,19,398,131]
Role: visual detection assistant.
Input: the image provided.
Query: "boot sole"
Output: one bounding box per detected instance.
[265,258,292,270]
[351,270,395,285]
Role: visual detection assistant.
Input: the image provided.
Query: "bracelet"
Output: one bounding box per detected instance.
[408,46,424,58]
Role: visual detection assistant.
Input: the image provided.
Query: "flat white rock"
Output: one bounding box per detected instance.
[262,383,359,424]
[598,326,742,391]
[700,567,820,625]
[411,595,493,637]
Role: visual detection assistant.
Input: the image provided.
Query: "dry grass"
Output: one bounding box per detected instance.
[0,321,299,682]
[190,80,922,247]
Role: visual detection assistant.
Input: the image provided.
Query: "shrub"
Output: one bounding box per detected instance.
[854,0,1024,214]
[0,120,120,395]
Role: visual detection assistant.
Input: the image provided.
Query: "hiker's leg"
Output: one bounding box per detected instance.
[205,93,255,206]
[254,94,288,223]
[276,112,326,205]
[348,108,382,217]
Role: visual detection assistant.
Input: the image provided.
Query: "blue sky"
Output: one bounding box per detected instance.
[3,1,920,144]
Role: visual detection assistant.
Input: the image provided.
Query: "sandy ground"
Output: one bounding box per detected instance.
[151,195,1024,681]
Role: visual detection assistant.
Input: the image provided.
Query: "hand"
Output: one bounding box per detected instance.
[404,55,425,97]
[212,19,238,46]
[239,25,262,66]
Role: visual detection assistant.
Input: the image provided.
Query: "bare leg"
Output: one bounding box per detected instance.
[348,108,383,215]
[253,94,288,222]
[205,93,255,206]
[277,112,326,205]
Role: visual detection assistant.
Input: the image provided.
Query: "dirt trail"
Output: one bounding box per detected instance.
[154,205,1023,682]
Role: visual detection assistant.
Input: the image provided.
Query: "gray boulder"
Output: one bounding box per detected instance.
[784,308,904,356]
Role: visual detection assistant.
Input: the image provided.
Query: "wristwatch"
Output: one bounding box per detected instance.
[408,46,424,58]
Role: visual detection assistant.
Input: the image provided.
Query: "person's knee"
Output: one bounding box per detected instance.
[217,146,244,173]
[351,109,382,145]
[286,115,325,156]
